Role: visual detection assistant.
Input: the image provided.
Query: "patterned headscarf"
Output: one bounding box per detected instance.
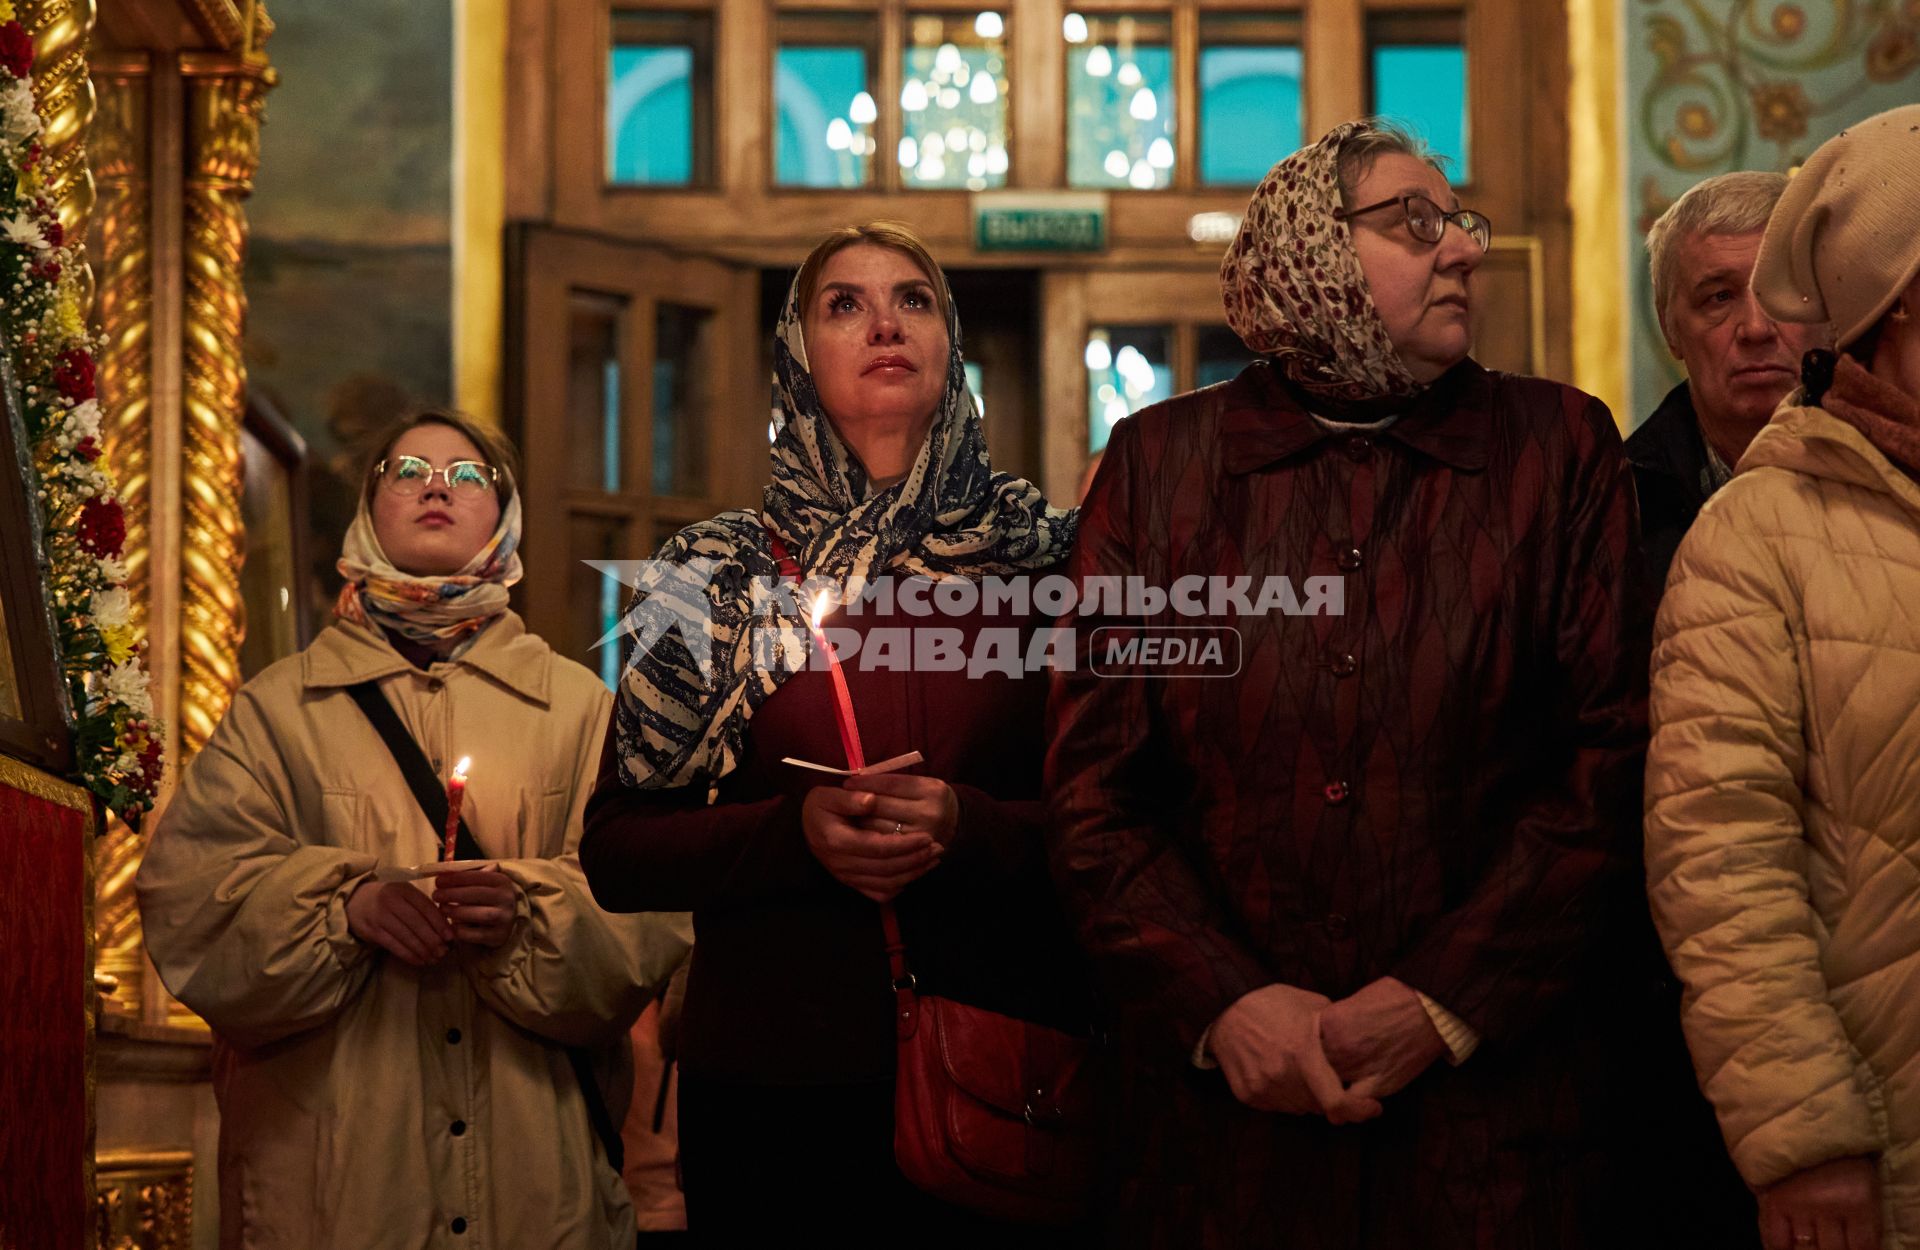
[1220,120,1425,409]
[334,490,523,655]
[614,257,1077,792]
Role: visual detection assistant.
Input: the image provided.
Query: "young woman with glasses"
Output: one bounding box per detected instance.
[137,408,691,1250]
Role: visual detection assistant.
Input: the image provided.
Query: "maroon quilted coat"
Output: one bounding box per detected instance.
[1045,359,1654,1248]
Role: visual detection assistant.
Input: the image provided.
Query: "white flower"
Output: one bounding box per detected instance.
[104,660,153,718]
[90,587,131,629]
[2,212,47,251]
[0,80,40,145]
[70,461,108,496]
[64,399,102,442]
[97,556,129,583]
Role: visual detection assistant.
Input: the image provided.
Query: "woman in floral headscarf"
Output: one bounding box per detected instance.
[1044,120,1657,1247]
[580,222,1092,1243]
[137,409,690,1250]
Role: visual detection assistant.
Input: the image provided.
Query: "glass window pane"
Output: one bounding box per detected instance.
[1066,14,1174,190]
[608,13,713,186]
[1196,325,1259,390]
[901,12,1010,190]
[1086,326,1172,453]
[1369,16,1469,183]
[776,15,876,188]
[964,361,985,417]
[1200,16,1303,186]
[568,293,624,493]
[653,304,712,498]
[569,514,630,689]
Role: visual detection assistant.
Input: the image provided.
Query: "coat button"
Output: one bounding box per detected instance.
[1324,913,1351,939]
[451,1120,466,1136]
[1330,652,1357,677]
[1342,435,1372,461]
[446,1028,461,1044]
[450,1218,467,1234]
[427,678,444,692]
[1323,780,1349,805]
[1336,546,1364,571]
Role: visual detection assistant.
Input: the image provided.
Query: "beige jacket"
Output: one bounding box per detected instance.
[137,615,692,1250]
[1646,400,1920,1244]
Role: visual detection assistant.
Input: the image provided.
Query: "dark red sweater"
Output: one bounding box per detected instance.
[580,580,1092,1084]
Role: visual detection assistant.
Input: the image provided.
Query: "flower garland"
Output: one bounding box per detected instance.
[2,2,163,821]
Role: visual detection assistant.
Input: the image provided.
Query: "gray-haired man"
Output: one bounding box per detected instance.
[1618,170,1828,1249]
[1631,171,1830,587]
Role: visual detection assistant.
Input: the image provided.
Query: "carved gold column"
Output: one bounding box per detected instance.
[88,60,153,1014]
[174,52,271,765]
[21,0,97,305]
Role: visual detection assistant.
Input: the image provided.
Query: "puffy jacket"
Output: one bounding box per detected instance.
[1646,389,1920,1244]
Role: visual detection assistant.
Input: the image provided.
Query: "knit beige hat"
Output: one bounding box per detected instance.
[1753,103,1920,350]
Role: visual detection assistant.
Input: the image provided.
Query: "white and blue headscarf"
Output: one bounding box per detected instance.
[614,256,1076,792]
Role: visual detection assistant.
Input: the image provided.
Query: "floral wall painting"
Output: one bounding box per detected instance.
[1626,0,1920,425]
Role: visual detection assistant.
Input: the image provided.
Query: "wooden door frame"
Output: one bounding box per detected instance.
[504,224,761,650]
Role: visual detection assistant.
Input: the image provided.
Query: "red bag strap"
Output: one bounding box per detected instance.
[764,524,916,1000]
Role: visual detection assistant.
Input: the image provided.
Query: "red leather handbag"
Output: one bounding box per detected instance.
[882,903,1097,1225]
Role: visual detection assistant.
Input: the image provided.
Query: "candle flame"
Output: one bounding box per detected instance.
[453,756,471,782]
[810,590,832,632]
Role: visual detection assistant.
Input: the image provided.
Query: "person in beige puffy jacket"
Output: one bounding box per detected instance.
[136,409,691,1250]
[1647,104,1920,1250]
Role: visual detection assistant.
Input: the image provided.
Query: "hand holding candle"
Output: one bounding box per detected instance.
[783,564,940,898]
[442,756,470,862]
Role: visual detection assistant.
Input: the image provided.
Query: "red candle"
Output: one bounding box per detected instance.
[443,756,470,862]
[809,592,866,771]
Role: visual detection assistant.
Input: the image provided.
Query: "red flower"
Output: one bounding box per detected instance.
[53,348,94,401]
[0,22,34,79]
[75,437,100,462]
[31,259,61,284]
[21,142,40,170]
[44,220,63,249]
[78,497,126,558]
[137,736,164,788]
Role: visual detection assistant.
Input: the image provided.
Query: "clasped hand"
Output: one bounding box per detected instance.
[1210,977,1448,1124]
[801,774,959,903]
[1758,1156,1882,1250]
[346,867,519,965]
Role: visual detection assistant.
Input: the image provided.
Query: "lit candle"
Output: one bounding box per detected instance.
[809,591,866,771]
[443,756,470,862]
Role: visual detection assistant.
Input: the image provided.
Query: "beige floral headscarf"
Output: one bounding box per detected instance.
[334,492,523,655]
[1220,121,1424,409]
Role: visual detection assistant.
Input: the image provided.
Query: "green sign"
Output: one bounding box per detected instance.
[973,194,1108,253]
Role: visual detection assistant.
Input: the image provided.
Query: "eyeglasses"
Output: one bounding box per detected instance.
[1334,193,1492,252]
[374,454,500,497]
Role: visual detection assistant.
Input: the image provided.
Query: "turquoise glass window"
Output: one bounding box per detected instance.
[1067,15,1175,190]
[1086,326,1172,453]
[776,45,873,187]
[1370,39,1469,182]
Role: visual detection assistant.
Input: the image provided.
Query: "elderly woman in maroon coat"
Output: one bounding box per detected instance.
[1045,120,1652,1247]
